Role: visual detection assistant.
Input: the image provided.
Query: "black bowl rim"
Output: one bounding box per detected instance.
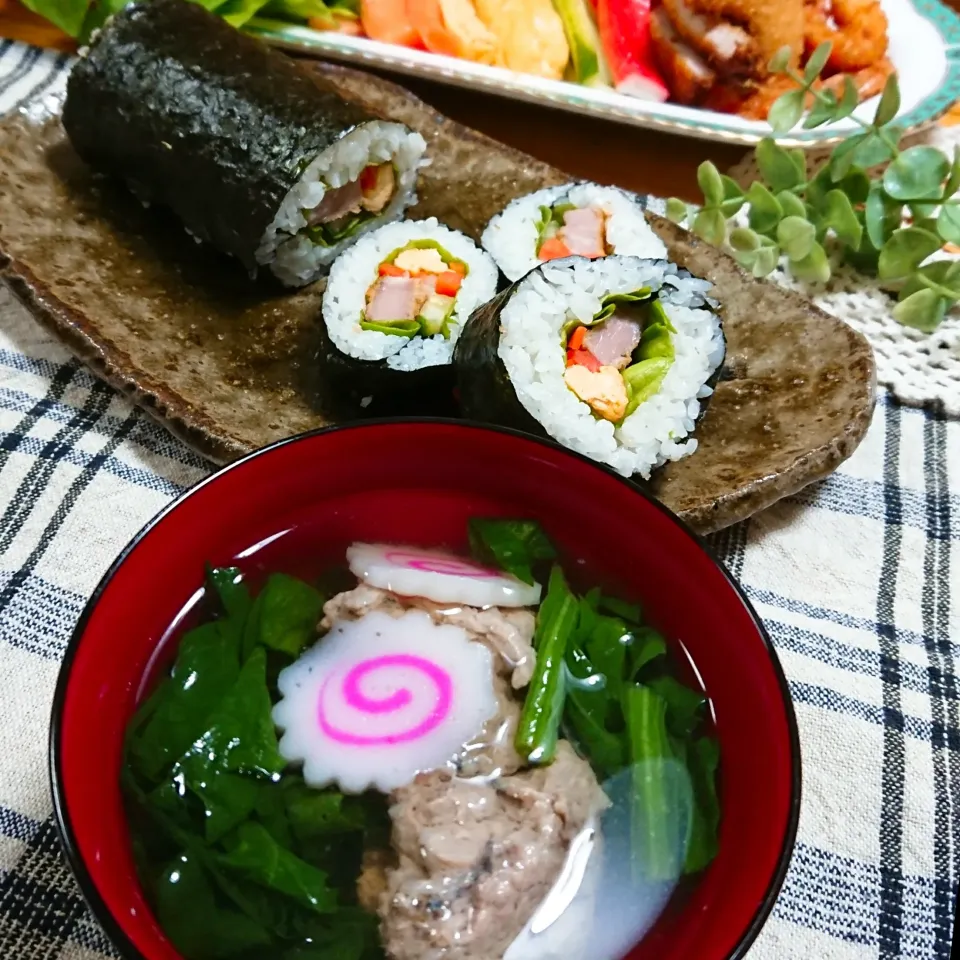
[49,416,801,960]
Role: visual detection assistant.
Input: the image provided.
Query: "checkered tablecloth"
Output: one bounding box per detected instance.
[0,39,956,960]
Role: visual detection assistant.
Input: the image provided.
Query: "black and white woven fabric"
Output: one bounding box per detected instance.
[0,39,957,960]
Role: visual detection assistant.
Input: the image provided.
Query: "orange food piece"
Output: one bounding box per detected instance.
[568,326,587,351]
[450,260,467,276]
[359,165,379,191]
[538,237,572,261]
[379,262,409,277]
[361,0,422,47]
[436,271,463,296]
[408,0,460,55]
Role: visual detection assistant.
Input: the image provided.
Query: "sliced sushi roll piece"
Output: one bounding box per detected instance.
[454,255,724,479]
[62,0,426,288]
[320,217,499,415]
[480,182,668,282]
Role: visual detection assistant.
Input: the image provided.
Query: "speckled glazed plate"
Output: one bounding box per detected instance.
[245,0,960,148]
[0,61,875,534]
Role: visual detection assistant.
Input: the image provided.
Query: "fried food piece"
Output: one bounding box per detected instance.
[732,55,893,120]
[661,0,804,78]
[649,6,718,105]
[804,0,888,73]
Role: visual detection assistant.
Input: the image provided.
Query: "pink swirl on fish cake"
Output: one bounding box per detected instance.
[317,653,453,746]
[382,549,499,578]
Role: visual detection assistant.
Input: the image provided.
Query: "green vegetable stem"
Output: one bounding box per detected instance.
[515,565,579,765]
[624,685,685,883]
[666,43,960,333]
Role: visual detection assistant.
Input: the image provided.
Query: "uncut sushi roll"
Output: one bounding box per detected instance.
[319,218,499,415]
[454,256,724,479]
[481,182,668,282]
[62,0,426,288]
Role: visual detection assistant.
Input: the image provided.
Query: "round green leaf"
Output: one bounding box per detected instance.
[829,135,863,182]
[790,149,807,182]
[835,76,860,122]
[754,137,803,193]
[852,131,898,170]
[804,42,833,83]
[719,175,746,216]
[937,204,960,245]
[864,182,900,249]
[836,170,871,205]
[789,241,831,284]
[665,198,689,224]
[916,260,960,300]
[873,73,901,128]
[877,226,942,280]
[892,288,947,332]
[883,145,950,201]
[909,201,939,221]
[806,164,834,208]
[767,45,792,74]
[729,227,760,252]
[902,261,960,302]
[757,138,804,192]
[777,190,808,220]
[746,181,784,236]
[768,88,805,134]
[693,208,727,247]
[942,146,960,200]
[844,241,881,275]
[697,162,725,207]
[777,216,816,260]
[720,175,745,201]
[822,189,863,250]
[752,245,781,277]
[803,89,839,130]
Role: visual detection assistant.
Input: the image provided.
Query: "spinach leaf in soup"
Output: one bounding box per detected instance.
[206,565,252,623]
[243,572,325,660]
[215,821,338,914]
[468,517,556,585]
[684,736,722,873]
[154,850,273,959]
[165,647,285,842]
[127,621,242,783]
[123,568,392,960]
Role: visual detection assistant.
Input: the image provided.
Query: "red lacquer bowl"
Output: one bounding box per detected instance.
[50,419,800,960]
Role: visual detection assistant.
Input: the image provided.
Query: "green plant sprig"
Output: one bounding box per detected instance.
[666,42,960,332]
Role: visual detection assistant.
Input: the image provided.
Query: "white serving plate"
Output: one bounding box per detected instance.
[246,0,960,147]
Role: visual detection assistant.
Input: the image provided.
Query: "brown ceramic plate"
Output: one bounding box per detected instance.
[0,62,875,534]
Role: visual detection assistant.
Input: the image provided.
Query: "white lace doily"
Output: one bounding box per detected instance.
[723,123,960,414]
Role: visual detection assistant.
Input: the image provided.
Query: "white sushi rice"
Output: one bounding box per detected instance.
[256,122,427,287]
[481,182,668,282]
[497,256,724,479]
[322,217,499,372]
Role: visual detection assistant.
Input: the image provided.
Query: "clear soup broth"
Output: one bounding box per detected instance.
[124,515,720,960]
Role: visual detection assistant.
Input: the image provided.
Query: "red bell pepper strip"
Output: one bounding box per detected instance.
[566,348,602,372]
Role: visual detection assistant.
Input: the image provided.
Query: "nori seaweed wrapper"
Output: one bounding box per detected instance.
[454,258,725,470]
[315,319,459,420]
[454,284,545,437]
[62,0,377,271]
